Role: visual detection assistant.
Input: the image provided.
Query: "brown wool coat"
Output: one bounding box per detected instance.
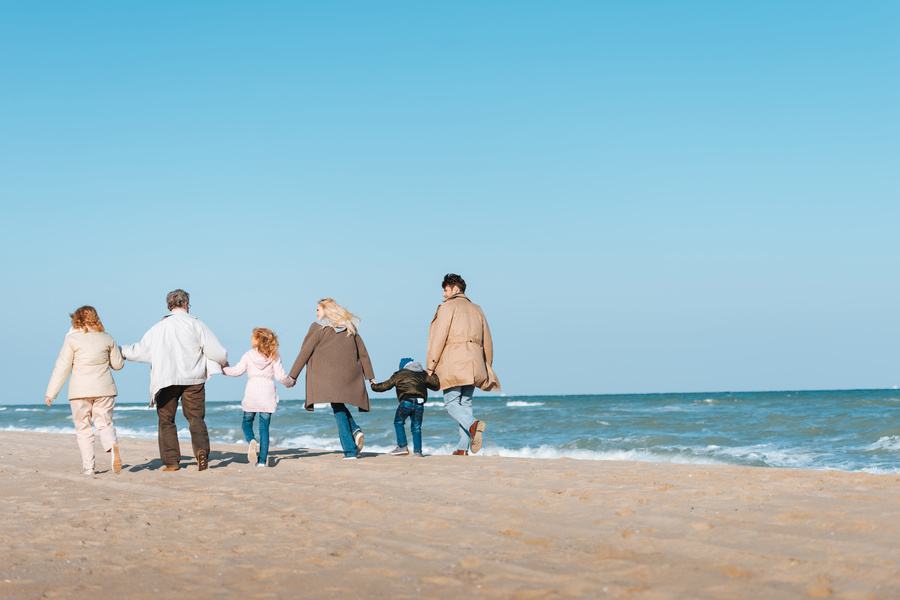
[289,322,375,412]
[426,293,500,392]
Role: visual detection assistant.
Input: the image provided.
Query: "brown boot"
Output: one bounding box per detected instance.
[197,450,209,471]
[468,420,486,454]
[452,450,468,456]
[162,464,180,472]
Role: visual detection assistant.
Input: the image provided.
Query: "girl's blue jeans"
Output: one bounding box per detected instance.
[242,411,272,464]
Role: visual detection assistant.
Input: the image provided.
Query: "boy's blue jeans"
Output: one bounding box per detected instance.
[242,411,272,465]
[394,399,424,453]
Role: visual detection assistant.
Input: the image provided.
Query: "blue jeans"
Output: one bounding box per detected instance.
[242,411,272,464]
[331,403,361,457]
[443,385,476,451]
[394,399,425,453]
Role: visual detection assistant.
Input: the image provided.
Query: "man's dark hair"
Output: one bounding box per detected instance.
[442,273,466,293]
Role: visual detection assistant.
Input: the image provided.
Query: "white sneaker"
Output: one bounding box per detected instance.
[248,439,258,465]
[342,455,358,460]
[353,430,364,454]
[82,469,93,475]
[256,463,267,468]
[389,446,409,456]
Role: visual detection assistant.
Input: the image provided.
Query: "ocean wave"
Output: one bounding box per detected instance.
[505,401,545,407]
[864,436,900,452]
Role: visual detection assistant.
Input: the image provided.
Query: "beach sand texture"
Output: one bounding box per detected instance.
[1,431,899,599]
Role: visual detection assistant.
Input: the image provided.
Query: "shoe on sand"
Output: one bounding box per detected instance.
[82,469,93,475]
[197,450,209,471]
[256,463,267,468]
[452,450,468,456]
[342,455,358,460]
[414,451,424,457]
[389,446,409,456]
[111,443,122,474]
[353,429,364,455]
[248,439,258,465]
[468,420,486,454]
[162,465,180,472]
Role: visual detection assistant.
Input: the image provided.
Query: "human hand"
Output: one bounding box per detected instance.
[426,370,434,376]
[45,396,53,407]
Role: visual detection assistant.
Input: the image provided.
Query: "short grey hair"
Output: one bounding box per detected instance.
[166,289,190,310]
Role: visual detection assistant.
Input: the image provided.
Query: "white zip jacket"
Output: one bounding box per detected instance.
[121,309,228,405]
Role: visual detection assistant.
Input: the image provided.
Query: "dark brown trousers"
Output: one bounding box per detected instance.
[155,383,209,468]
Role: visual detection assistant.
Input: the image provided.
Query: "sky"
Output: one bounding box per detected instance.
[1,2,898,405]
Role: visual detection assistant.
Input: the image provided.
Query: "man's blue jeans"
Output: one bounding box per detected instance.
[242,411,272,465]
[331,403,361,457]
[394,399,424,453]
[443,385,476,451]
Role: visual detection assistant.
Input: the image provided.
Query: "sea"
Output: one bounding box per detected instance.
[3,389,899,474]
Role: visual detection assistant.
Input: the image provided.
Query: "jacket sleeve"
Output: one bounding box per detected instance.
[121,328,153,363]
[108,338,125,371]
[45,337,75,400]
[482,311,494,366]
[425,372,441,391]
[273,356,295,388]
[426,304,451,372]
[370,372,398,393]
[197,320,228,366]
[289,324,320,379]
[222,352,249,377]
[355,334,375,380]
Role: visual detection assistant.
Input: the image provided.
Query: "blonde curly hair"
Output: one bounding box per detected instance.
[253,327,279,360]
[70,306,105,333]
[318,298,359,336]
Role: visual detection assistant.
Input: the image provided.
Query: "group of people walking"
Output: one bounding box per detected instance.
[44,274,500,474]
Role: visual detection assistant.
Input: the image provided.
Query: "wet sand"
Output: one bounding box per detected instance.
[1,431,898,599]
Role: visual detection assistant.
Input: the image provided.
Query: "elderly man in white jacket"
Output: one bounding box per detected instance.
[121,289,228,472]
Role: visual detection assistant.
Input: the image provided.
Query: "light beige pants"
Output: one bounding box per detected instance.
[69,396,117,471]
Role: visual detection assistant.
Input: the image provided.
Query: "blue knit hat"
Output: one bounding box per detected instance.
[398,357,414,370]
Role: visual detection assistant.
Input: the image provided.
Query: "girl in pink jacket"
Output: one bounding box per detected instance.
[223,328,295,467]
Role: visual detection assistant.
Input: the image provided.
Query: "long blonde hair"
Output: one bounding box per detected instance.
[70,306,105,333]
[253,327,279,359]
[318,298,359,336]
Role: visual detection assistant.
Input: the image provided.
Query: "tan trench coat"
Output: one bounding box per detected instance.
[426,293,500,392]
[289,322,375,411]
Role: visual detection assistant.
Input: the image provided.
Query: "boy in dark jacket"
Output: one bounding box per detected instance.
[371,358,440,456]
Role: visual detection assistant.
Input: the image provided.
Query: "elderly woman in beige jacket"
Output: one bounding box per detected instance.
[45,306,125,475]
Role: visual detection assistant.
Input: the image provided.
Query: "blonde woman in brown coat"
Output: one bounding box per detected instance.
[289,299,376,459]
[45,306,125,475]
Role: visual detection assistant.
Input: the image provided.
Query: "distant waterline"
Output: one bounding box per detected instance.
[3,390,898,474]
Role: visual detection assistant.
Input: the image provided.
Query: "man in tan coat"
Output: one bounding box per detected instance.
[427,273,500,455]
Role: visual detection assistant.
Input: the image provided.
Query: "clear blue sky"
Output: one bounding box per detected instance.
[2,2,897,404]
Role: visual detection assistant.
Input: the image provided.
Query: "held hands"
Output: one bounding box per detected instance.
[45,396,53,407]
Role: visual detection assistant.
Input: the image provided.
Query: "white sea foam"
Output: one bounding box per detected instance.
[505,401,544,407]
[865,436,900,452]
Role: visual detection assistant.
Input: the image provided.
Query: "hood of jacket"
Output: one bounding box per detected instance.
[248,348,273,369]
[403,361,424,372]
[316,317,347,333]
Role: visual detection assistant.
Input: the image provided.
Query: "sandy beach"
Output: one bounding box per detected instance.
[1,431,898,599]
